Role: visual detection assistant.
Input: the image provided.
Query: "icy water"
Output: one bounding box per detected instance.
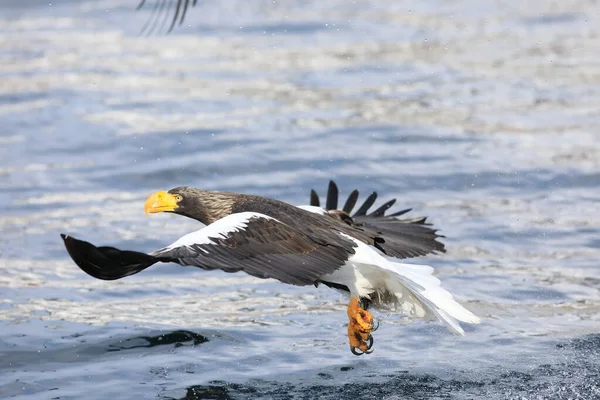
[1,0,599,399]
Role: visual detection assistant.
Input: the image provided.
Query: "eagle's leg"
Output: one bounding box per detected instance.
[347,297,377,355]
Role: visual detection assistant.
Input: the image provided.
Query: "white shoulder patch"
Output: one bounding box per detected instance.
[296,205,327,215]
[165,212,276,249]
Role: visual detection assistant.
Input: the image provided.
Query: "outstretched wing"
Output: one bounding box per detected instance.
[310,181,446,258]
[151,212,353,285]
[136,0,199,34]
[63,212,354,286]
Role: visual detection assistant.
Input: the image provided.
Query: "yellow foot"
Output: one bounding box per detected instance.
[347,297,379,356]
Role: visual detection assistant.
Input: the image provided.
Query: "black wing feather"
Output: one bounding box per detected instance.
[342,190,359,214]
[61,234,158,280]
[309,181,446,259]
[168,0,183,32]
[310,189,320,207]
[368,199,396,217]
[137,0,198,34]
[326,181,338,211]
[388,208,412,217]
[353,192,377,216]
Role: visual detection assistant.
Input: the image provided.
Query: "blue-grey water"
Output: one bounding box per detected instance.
[1,1,599,399]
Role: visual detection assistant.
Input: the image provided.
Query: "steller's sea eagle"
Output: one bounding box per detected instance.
[61,182,480,355]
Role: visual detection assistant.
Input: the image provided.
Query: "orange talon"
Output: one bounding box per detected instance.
[355,309,373,332]
[347,297,377,355]
[348,324,363,348]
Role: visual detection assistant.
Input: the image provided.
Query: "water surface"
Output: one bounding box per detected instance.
[1,0,599,399]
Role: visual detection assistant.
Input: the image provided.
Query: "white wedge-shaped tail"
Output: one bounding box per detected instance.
[322,234,481,335]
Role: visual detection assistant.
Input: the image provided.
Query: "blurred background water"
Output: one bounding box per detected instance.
[1,0,599,399]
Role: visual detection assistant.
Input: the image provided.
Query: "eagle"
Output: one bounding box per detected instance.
[61,181,480,355]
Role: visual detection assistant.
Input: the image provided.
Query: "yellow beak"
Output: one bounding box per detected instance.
[144,191,179,215]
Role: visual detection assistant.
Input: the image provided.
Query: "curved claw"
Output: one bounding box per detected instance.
[351,346,364,356]
[371,319,380,332]
[365,334,374,351]
[350,334,374,356]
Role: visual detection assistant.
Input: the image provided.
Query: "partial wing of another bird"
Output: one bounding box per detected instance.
[309,181,446,258]
[62,212,353,285]
[136,0,199,34]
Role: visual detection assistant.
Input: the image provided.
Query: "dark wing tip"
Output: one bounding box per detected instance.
[310,189,320,207]
[326,180,339,210]
[369,199,397,217]
[61,234,157,281]
[137,0,196,35]
[342,189,359,214]
[353,192,378,216]
[388,208,411,217]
